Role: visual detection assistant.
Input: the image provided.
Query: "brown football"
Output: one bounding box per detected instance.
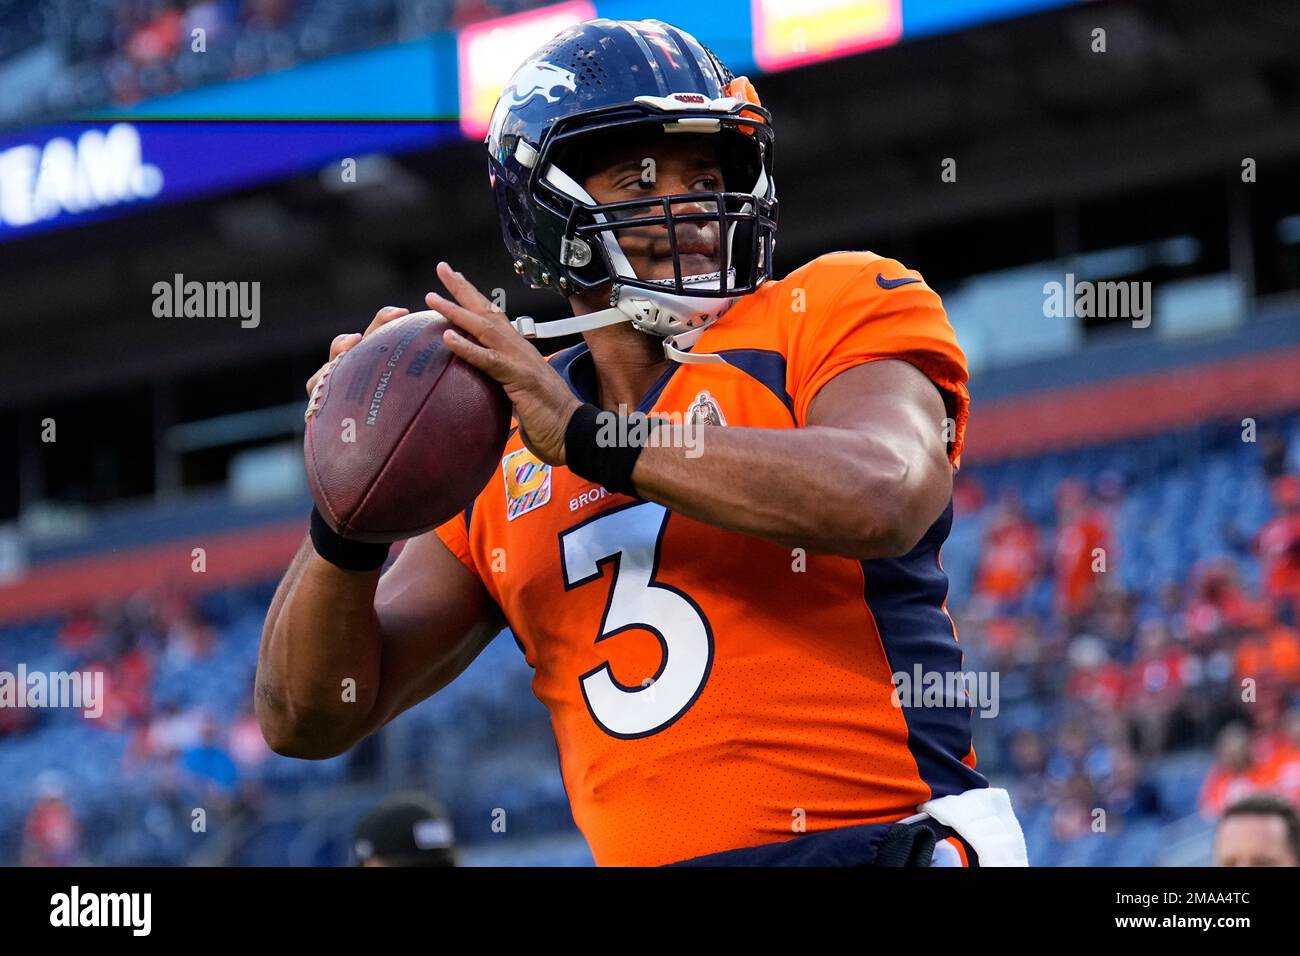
[304,310,511,543]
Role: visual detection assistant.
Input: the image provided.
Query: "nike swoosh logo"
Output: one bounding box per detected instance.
[876,273,921,289]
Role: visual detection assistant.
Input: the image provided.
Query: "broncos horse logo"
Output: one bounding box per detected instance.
[504,62,577,108]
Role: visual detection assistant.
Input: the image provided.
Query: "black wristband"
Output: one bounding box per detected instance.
[309,507,391,572]
[564,403,656,496]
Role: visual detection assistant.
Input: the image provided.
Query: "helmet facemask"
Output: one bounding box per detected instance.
[522,110,777,340]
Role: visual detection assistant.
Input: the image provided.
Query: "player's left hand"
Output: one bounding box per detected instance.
[427,261,582,467]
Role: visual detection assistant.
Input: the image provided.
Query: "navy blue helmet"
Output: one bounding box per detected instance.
[485,19,777,344]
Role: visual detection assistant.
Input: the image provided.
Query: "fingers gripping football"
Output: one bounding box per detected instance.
[304,306,409,399]
[427,261,581,466]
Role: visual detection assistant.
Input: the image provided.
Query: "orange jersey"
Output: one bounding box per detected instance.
[436,251,984,865]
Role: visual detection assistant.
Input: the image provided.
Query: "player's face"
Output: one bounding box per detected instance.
[580,135,726,282]
[1213,815,1299,867]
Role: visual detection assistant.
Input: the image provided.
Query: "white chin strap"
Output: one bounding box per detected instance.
[663,322,727,364]
[509,286,733,364]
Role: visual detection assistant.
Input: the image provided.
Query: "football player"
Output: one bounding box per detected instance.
[258,18,1026,867]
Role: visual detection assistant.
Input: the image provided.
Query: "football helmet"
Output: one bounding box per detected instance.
[485,18,777,358]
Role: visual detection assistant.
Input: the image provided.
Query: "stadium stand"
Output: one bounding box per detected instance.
[0,0,552,124]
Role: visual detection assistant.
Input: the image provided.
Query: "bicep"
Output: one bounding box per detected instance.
[807,359,954,531]
[365,529,503,729]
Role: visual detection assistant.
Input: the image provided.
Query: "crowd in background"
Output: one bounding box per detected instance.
[3,588,273,865]
[953,421,1300,852]
[1,0,545,123]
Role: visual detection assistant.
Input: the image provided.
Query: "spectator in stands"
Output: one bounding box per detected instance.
[1199,723,1261,819]
[85,630,154,730]
[1049,773,1098,843]
[1053,479,1113,621]
[353,793,458,867]
[1126,619,1189,757]
[1256,706,1300,807]
[1097,746,1162,825]
[179,712,239,810]
[1234,619,1300,700]
[1064,635,1125,714]
[163,601,217,664]
[1008,729,1051,812]
[1155,581,1189,642]
[1258,474,1300,625]
[1046,719,1111,786]
[126,0,185,66]
[21,774,82,867]
[57,606,103,654]
[1258,424,1292,479]
[128,700,205,766]
[975,495,1041,613]
[1212,793,1300,866]
[1091,587,1137,663]
[1187,558,1261,641]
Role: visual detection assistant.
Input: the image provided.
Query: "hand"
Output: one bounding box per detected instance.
[427,261,582,466]
[304,304,411,410]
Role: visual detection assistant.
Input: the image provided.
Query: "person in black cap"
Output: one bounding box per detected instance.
[353,793,458,867]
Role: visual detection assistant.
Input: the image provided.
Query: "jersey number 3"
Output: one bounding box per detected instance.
[560,501,714,738]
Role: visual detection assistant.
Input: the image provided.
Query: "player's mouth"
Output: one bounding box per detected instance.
[653,235,719,276]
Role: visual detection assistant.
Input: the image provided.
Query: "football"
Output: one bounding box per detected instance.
[303,310,512,542]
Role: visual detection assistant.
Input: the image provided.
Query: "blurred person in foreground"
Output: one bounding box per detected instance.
[353,794,457,867]
[1212,793,1300,867]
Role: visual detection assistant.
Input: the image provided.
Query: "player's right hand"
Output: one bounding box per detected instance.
[304,305,410,401]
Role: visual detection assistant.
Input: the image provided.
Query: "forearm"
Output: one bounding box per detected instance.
[256,537,385,758]
[630,424,929,559]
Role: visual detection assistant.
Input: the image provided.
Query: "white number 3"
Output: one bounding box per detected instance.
[560,501,713,738]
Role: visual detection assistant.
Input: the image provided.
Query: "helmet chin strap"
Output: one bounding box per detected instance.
[512,307,627,340]
[663,322,728,365]
[511,287,730,365]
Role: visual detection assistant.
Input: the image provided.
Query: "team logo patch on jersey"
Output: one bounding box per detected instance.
[687,390,728,427]
[503,447,552,520]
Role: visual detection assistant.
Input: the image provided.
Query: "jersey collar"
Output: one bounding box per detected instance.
[549,341,682,414]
